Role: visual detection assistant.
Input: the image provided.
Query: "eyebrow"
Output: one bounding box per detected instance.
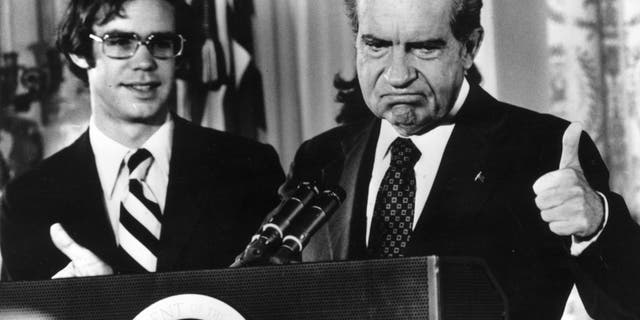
[99,29,177,37]
[360,34,447,48]
[406,39,447,49]
[361,34,392,46]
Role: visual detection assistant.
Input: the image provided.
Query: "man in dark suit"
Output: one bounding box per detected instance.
[282,0,640,319]
[0,0,284,281]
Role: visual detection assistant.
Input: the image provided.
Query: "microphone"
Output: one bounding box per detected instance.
[230,181,319,267]
[269,187,346,265]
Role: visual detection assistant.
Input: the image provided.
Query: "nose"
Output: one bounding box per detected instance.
[130,45,157,71]
[384,49,417,87]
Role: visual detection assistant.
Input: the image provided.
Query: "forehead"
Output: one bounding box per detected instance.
[357,0,453,40]
[94,0,176,34]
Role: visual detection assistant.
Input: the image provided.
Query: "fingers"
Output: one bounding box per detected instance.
[539,197,586,222]
[559,122,582,170]
[532,168,582,195]
[539,194,587,235]
[534,186,582,210]
[51,260,113,279]
[49,223,114,278]
[533,171,604,238]
[539,201,591,237]
[51,263,75,279]
[50,223,96,263]
[547,221,579,237]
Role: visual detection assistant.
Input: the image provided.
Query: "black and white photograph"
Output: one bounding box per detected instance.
[0,0,639,319]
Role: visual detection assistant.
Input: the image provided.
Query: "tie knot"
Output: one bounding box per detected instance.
[390,138,421,168]
[126,148,153,180]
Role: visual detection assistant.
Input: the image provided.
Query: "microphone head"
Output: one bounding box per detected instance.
[323,185,346,204]
[292,181,320,198]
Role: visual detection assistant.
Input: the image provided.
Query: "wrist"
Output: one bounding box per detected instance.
[575,191,607,242]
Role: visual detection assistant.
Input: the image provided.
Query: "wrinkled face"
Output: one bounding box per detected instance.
[356,0,477,136]
[80,0,176,127]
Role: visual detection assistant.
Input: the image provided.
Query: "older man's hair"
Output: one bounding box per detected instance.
[56,0,198,83]
[343,0,483,41]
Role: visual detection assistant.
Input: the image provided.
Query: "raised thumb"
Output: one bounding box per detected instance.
[559,122,583,170]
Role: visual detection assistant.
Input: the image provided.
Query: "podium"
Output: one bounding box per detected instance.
[0,256,507,319]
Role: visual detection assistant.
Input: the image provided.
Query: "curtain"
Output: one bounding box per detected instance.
[0,0,82,161]
[252,0,355,167]
[547,0,640,223]
[546,1,640,319]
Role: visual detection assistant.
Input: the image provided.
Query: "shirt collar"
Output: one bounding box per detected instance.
[449,77,469,120]
[89,114,174,199]
[378,78,470,157]
[143,116,173,178]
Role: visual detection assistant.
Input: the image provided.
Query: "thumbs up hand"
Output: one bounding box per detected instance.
[532,123,604,239]
[49,223,113,279]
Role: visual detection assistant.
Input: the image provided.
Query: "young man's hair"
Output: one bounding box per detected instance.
[57,0,198,83]
[343,0,483,42]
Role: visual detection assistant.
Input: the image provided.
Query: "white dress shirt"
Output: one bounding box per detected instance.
[365,79,469,245]
[89,115,173,244]
[364,79,606,255]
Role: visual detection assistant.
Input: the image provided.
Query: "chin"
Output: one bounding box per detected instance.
[125,108,168,124]
[392,116,442,136]
[394,126,420,137]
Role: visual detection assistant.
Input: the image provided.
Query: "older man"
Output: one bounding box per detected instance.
[281,0,640,318]
[0,0,284,281]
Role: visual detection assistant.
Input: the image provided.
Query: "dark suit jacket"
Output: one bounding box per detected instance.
[282,85,640,319]
[0,116,284,281]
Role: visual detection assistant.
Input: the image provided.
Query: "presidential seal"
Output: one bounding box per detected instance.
[133,294,246,320]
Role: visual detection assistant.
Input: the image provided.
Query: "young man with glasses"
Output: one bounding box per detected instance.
[0,0,284,281]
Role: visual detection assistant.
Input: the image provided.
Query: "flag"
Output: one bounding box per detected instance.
[180,0,265,140]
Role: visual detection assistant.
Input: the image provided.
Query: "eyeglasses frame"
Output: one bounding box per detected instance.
[88,33,186,59]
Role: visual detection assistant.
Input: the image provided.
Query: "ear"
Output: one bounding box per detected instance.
[462,27,484,70]
[68,53,90,69]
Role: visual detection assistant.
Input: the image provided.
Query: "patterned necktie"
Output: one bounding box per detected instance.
[118,148,162,272]
[369,138,421,258]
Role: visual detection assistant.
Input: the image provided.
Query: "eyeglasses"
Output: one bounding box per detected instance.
[89,33,185,59]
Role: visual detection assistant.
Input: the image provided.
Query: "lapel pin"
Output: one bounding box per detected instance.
[474,171,485,183]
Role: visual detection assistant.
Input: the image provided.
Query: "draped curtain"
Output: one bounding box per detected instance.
[0,0,89,159]
[252,0,355,167]
[546,1,640,319]
[546,0,640,222]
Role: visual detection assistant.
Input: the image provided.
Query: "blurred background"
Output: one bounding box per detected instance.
[0,1,639,318]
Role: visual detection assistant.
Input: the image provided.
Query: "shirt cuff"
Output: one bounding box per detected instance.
[570,191,609,256]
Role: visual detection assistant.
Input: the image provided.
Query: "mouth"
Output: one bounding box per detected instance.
[121,82,161,93]
[381,93,425,105]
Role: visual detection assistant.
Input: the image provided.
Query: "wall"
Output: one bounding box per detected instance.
[484,0,551,112]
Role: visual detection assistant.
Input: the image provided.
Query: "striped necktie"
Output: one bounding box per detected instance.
[118,148,162,272]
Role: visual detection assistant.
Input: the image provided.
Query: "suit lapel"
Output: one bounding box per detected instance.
[411,85,505,249]
[156,119,210,270]
[60,131,120,267]
[302,120,379,261]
